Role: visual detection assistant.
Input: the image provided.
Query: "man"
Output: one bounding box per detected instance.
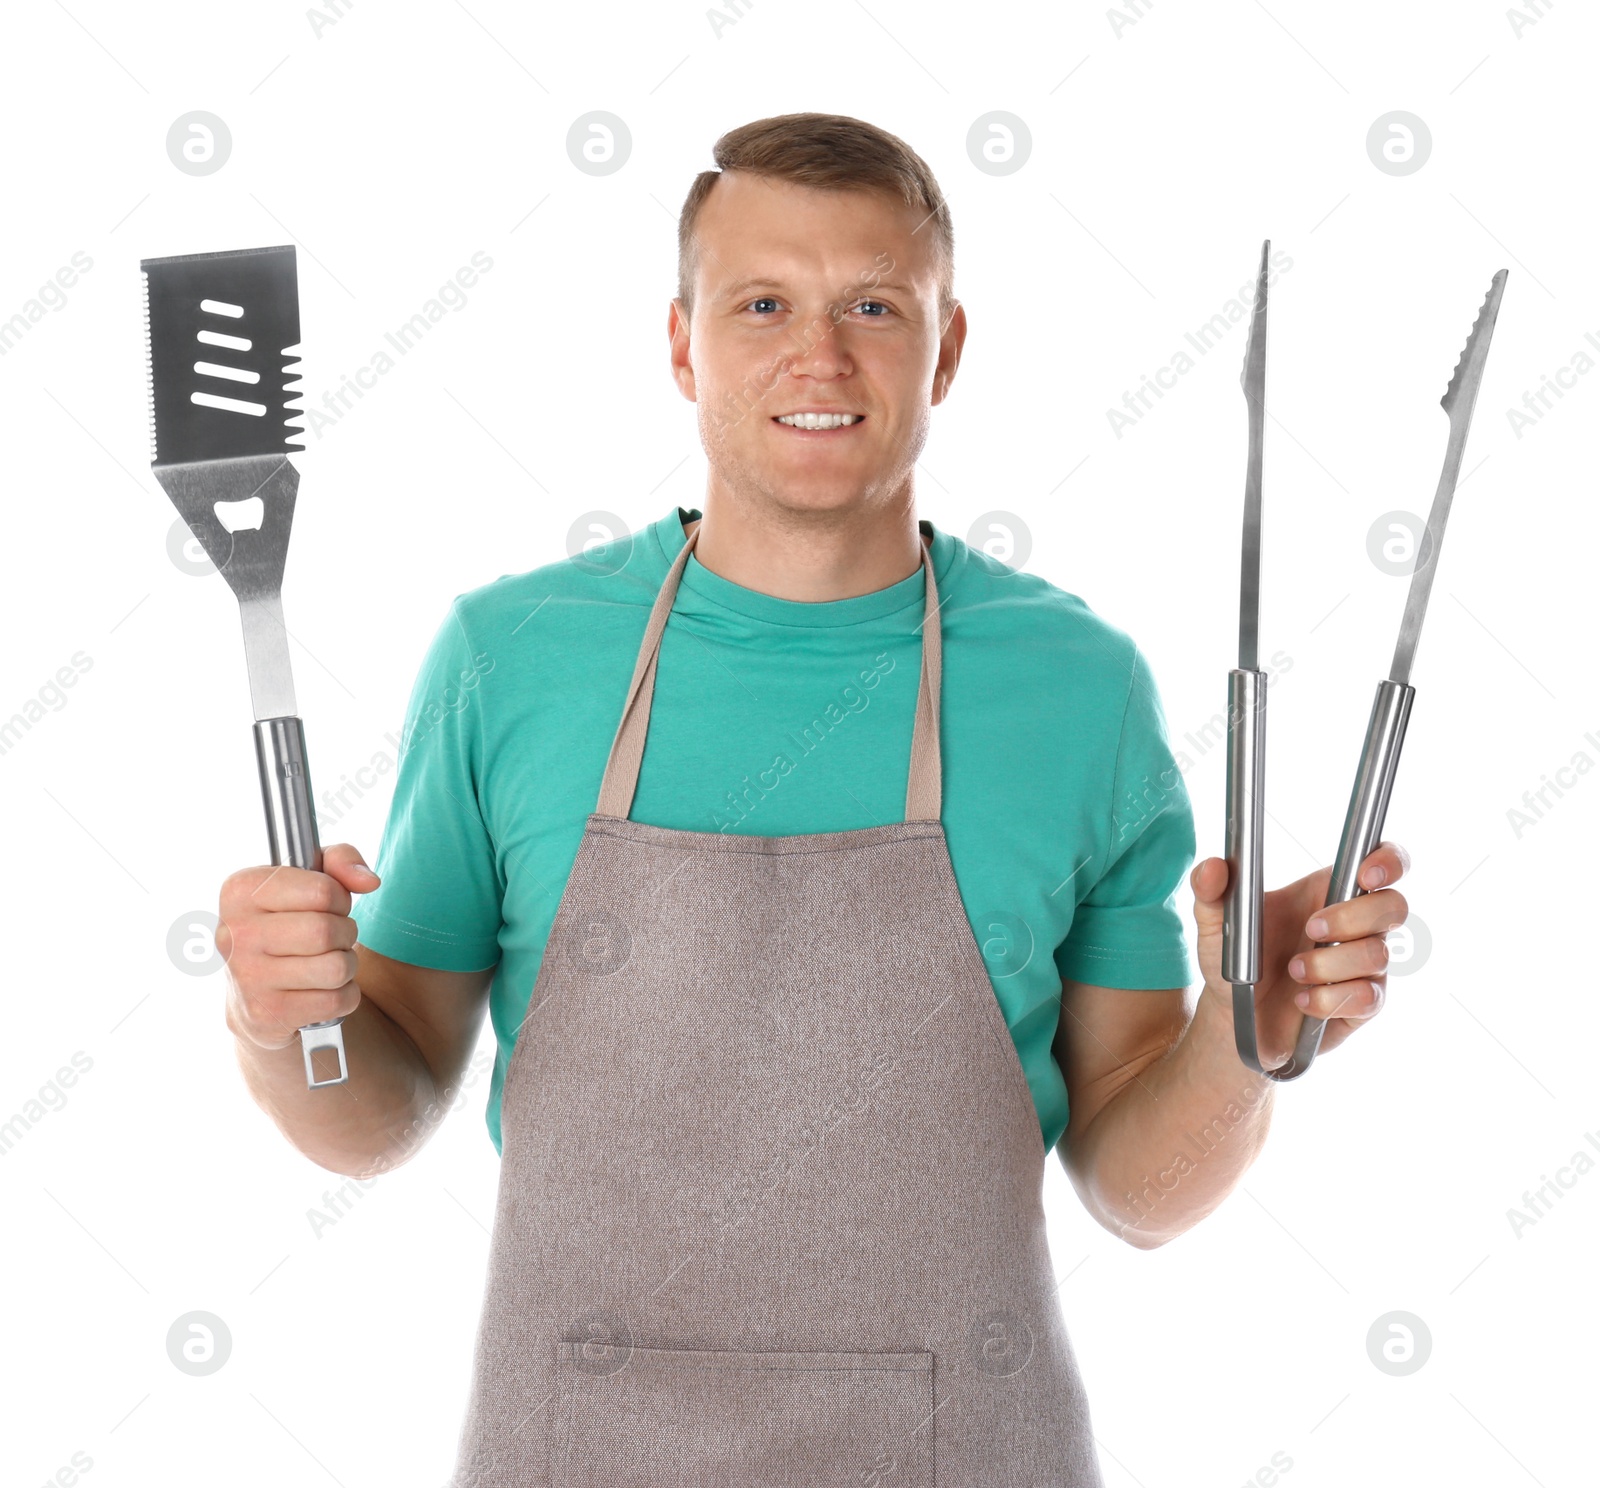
[218,113,1407,1485]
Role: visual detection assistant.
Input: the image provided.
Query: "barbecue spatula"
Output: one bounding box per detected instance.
[1232,266,1510,1079]
[142,243,349,1089]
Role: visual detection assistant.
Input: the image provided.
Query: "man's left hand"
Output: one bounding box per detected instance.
[1189,841,1411,1070]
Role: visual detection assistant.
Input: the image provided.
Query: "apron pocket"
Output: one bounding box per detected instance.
[550,1341,935,1487]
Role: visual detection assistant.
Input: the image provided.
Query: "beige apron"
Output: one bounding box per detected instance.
[450,523,1104,1486]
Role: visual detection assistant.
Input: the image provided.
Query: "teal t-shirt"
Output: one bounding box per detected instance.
[351,506,1197,1156]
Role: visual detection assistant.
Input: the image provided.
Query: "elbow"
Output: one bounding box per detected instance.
[1058,1138,1195,1250]
[1058,1146,1178,1250]
[1116,1221,1179,1251]
[1101,1205,1182,1250]
[1089,1190,1186,1251]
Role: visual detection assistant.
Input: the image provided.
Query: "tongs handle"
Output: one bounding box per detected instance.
[1299,677,1415,1064]
[254,716,349,1088]
[1233,677,1415,1080]
[1223,668,1271,1067]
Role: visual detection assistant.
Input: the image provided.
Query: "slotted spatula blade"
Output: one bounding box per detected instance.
[144,243,305,466]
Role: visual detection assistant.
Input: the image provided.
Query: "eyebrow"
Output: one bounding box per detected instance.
[715,276,914,302]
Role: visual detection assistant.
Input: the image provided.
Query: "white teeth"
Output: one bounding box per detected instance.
[776,412,860,429]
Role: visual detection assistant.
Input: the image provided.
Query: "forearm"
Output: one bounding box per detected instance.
[1063,985,1276,1248]
[229,992,441,1178]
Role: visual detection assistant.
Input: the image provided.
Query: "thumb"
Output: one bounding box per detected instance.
[322,842,381,893]
[1189,855,1231,930]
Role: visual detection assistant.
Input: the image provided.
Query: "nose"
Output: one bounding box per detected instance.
[780,309,853,381]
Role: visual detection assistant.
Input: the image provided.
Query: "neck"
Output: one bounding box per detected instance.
[681,500,926,602]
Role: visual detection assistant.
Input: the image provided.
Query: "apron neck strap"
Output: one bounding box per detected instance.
[596,522,943,823]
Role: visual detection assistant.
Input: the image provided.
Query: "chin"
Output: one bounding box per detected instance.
[761,484,878,517]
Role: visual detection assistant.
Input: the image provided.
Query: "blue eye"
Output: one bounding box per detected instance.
[743,296,889,316]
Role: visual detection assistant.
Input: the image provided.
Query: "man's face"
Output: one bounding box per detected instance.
[668,171,964,520]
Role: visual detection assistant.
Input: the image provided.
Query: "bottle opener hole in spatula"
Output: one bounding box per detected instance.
[142,243,348,1089]
[1227,257,1509,1080]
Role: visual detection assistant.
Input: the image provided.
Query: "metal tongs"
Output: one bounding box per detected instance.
[1224,244,1509,1079]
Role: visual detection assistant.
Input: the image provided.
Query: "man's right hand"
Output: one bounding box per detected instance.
[215,843,494,1176]
[217,843,381,1052]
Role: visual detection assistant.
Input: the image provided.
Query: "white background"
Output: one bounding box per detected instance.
[0,2,1594,1485]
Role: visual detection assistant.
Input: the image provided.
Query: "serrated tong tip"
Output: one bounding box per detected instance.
[1441,268,1509,418]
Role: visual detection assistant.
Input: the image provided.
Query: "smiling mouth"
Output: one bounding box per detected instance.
[772,412,864,431]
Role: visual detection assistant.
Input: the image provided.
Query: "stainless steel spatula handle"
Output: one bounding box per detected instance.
[254,715,349,1087]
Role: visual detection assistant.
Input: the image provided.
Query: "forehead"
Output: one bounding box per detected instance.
[691,170,936,297]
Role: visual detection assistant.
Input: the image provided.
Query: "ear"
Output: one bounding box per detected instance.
[931,301,966,407]
[668,298,696,402]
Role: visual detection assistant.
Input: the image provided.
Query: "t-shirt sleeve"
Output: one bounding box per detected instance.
[348,600,504,972]
[1054,641,1195,990]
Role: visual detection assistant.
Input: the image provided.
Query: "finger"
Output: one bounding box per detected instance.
[236,980,361,1043]
[1189,856,1230,905]
[1288,934,1389,988]
[1304,1009,1361,1058]
[251,857,352,915]
[258,911,360,959]
[223,863,352,916]
[217,909,355,965]
[322,842,381,893]
[266,947,361,992]
[1305,887,1408,945]
[1293,976,1385,1022]
[1356,839,1409,891]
